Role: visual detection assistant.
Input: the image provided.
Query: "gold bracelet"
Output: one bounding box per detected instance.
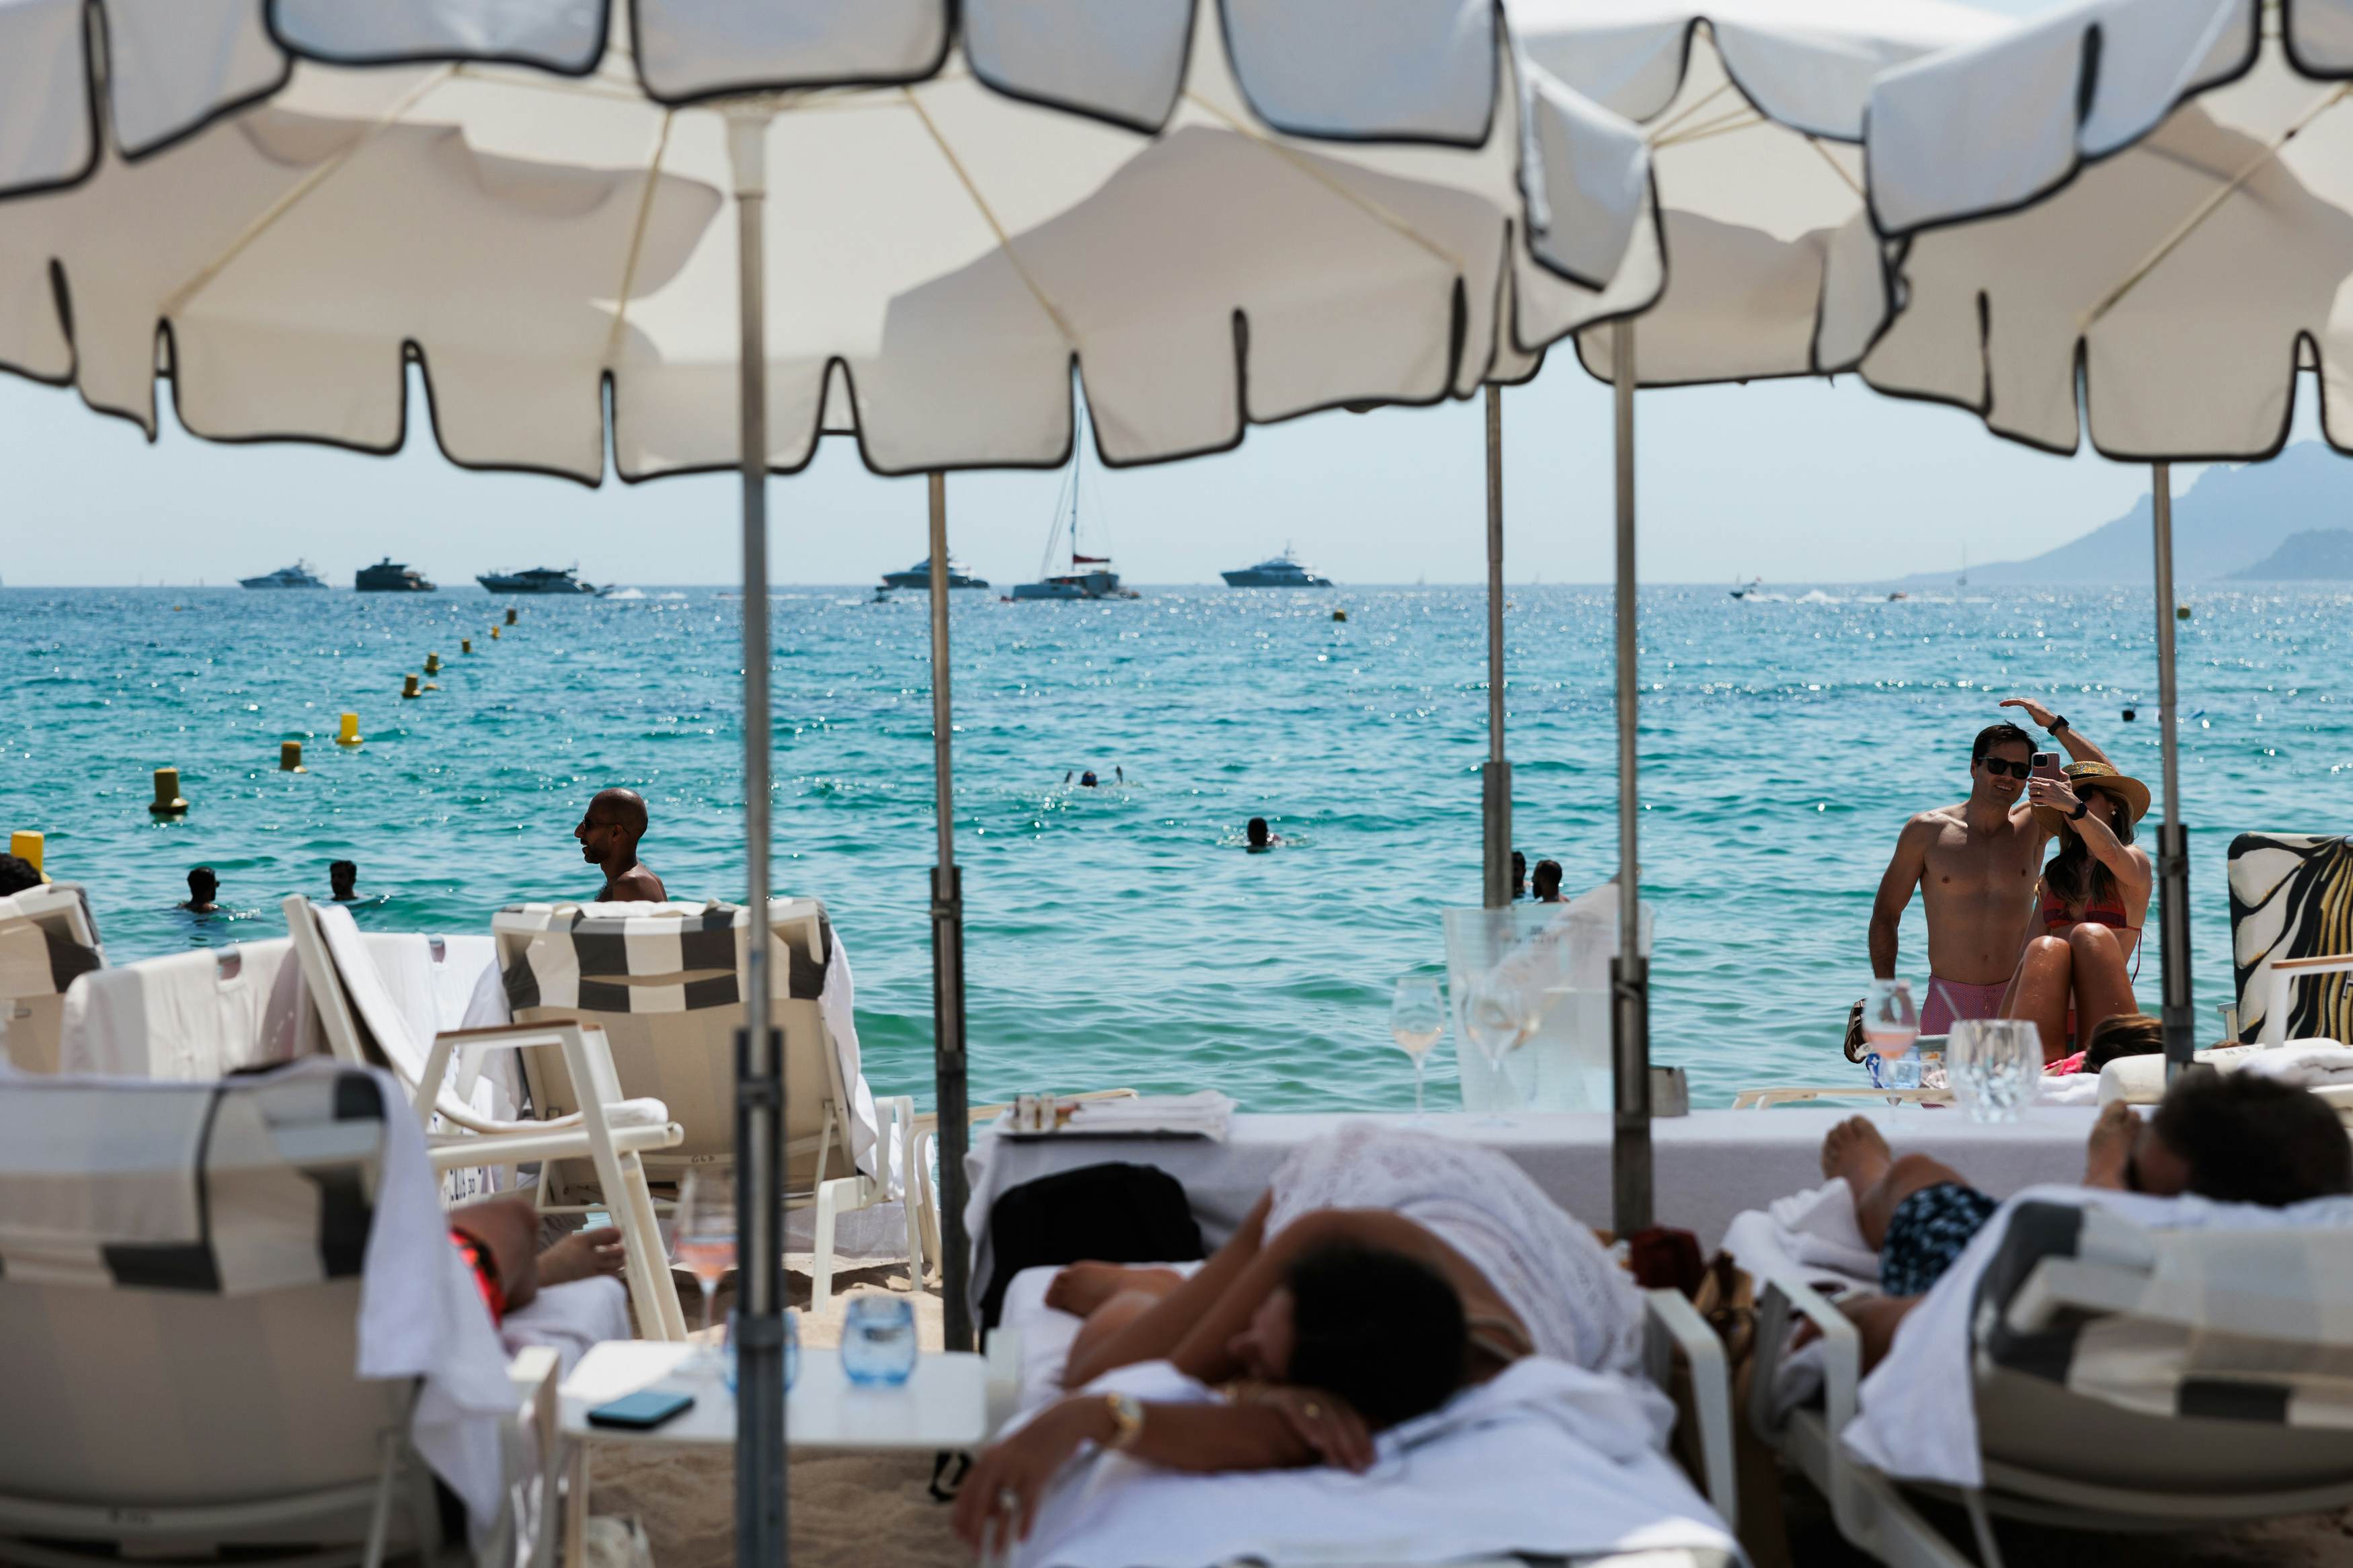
[1104,1391,1145,1450]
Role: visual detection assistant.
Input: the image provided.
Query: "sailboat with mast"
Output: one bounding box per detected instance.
[1012,402,1138,601]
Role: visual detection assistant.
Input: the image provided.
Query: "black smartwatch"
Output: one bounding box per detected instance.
[2048,715,2069,734]
[2069,799,2089,821]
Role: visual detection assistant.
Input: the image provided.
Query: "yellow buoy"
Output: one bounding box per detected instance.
[461,638,473,654]
[337,712,364,747]
[424,652,442,675]
[401,673,421,700]
[279,741,306,773]
[8,830,45,880]
[2176,603,2192,621]
[491,625,502,640]
[149,767,189,817]
[504,607,518,626]
[1332,608,1347,622]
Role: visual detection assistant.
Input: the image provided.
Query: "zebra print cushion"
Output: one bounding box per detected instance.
[2229,834,2353,1044]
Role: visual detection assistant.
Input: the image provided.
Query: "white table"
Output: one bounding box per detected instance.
[962,1107,2101,1321]
[555,1339,988,1567]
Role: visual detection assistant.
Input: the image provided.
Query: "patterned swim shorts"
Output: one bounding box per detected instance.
[1879,1182,1999,1297]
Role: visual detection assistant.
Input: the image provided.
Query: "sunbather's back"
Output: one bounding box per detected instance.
[0,1067,410,1524]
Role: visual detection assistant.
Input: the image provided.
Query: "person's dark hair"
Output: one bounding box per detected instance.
[2083,1012,2163,1072]
[0,855,40,897]
[1972,722,2034,764]
[2153,1068,2353,1207]
[187,866,218,893]
[2042,782,2136,913]
[1283,1241,1466,1430]
[329,860,357,879]
[1532,860,1564,899]
[1246,817,1270,847]
[1511,850,1527,898]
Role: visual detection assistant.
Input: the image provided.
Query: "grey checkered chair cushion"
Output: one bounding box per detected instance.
[495,899,831,1014]
[1978,1200,2353,1450]
[0,1067,383,1293]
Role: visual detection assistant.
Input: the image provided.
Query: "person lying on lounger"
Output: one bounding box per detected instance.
[446,1197,625,1325]
[953,1124,1641,1549]
[1816,1069,2353,1369]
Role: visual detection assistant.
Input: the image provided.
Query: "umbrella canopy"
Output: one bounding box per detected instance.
[1,0,1667,477]
[1513,0,2001,384]
[1858,0,2353,1075]
[1862,0,2353,459]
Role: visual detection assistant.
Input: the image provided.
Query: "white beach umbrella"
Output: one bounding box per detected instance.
[1474,0,2001,1229]
[0,5,1669,1555]
[1862,0,2353,1075]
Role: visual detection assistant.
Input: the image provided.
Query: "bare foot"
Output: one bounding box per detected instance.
[539,1227,627,1287]
[1044,1262,1181,1317]
[2083,1101,2142,1189]
[1820,1114,1895,1190]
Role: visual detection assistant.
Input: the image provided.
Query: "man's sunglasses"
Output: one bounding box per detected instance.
[1979,757,2033,779]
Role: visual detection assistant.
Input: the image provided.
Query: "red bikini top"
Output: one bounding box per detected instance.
[2041,888,2134,932]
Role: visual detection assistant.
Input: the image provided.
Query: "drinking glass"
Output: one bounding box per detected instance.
[723,1307,798,1394]
[842,1293,919,1387]
[1950,1019,2040,1122]
[1862,979,1921,1105]
[1460,977,1533,1124]
[1390,977,1445,1120]
[672,1172,737,1360]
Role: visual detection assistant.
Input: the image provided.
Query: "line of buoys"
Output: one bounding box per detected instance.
[337,711,364,746]
[150,767,189,817]
[424,652,442,675]
[504,607,518,626]
[401,673,422,700]
[8,830,43,877]
[280,740,306,773]
[461,638,473,654]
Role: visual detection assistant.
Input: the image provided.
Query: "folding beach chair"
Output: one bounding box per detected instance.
[1751,1198,2353,1568]
[0,880,104,1072]
[492,898,918,1311]
[2229,831,2353,1044]
[0,1065,563,1568]
[284,897,688,1339]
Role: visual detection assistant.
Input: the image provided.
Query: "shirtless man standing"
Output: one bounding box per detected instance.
[1869,698,2110,1035]
[575,787,668,903]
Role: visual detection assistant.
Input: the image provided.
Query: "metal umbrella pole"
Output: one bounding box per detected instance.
[2150,462,2195,1076]
[725,106,785,1568]
[1482,384,1512,908]
[928,474,976,1352]
[1609,321,1652,1236]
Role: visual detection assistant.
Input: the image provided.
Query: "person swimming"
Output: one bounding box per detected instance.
[329,860,360,902]
[180,866,219,915]
[1245,817,1283,852]
[1065,766,1123,788]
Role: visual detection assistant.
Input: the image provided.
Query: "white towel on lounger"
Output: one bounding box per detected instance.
[1004,1357,1736,1568]
[1843,1183,2353,1489]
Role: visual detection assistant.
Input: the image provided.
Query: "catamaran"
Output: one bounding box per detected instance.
[1012,405,1137,601]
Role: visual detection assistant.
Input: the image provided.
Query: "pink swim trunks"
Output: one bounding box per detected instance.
[1923,977,2006,1035]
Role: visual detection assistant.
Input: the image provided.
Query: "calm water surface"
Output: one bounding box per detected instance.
[5,585,2348,1110]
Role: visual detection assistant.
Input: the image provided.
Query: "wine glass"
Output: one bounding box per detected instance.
[1390,977,1445,1121]
[1460,976,1534,1124]
[672,1171,737,1362]
[1862,979,1921,1106]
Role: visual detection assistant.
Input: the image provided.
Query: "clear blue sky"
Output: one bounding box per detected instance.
[4,0,2318,589]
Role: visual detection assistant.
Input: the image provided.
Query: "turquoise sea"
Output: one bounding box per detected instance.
[5,584,2348,1110]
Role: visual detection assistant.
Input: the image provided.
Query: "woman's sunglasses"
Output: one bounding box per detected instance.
[1979,757,2033,779]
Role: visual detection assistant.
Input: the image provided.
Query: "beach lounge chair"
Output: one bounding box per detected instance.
[284,896,689,1340]
[1750,1197,2353,1568]
[57,936,303,1078]
[491,899,918,1311]
[0,1063,563,1568]
[2229,831,2353,1044]
[0,880,105,1072]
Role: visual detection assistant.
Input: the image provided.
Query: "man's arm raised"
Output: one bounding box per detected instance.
[1870,817,1932,981]
[2000,696,2112,768]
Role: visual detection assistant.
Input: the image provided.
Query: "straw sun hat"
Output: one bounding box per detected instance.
[2032,761,2151,835]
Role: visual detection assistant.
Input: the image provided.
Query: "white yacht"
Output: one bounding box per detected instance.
[1222,546,1334,587]
[881,555,988,590]
[239,561,327,589]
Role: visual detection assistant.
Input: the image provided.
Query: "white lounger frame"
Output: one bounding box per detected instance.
[1750,1262,2353,1568]
[284,897,690,1339]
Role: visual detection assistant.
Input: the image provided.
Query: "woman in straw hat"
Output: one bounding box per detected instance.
[2001,761,2154,1061]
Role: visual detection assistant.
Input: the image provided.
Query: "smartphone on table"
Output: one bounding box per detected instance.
[586,1389,695,1430]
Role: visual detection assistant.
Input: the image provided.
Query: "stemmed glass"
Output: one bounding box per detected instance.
[1863,979,1921,1106]
[1390,977,1445,1121]
[1460,975,1535,1124]
[672,1171,737,1364]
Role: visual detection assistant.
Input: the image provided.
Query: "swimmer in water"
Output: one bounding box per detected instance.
[329,860,360,902]
[1080,770,1099,788]
[1511,850,1527,901]
[181,866,220,915]
[1246,817,1283,852]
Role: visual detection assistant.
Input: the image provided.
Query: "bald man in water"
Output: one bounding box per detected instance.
[575,788,668,903]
